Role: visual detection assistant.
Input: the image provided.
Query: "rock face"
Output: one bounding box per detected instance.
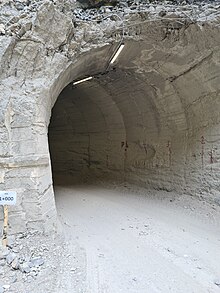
[0,0,220,233]
[77,0,118,8]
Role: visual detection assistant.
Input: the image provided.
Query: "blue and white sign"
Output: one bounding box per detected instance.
[0,191,17,205]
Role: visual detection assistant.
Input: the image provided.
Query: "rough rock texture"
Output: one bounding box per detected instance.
[0,0,220,233]
[77,0,118,8]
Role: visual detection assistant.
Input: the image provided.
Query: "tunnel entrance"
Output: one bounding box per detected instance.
[48,38,220,200]
[48,64,169,188]
[49,71,126,186]
[47,37,220,292]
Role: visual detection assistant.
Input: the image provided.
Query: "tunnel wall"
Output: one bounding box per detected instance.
[0,1,220,234]
[49,83,126,184]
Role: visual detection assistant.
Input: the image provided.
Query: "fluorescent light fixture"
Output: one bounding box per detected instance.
[110,43,125,64]
[73,76,93,85]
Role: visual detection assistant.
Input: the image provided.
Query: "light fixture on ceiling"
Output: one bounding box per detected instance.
[73,76,93,85]
[110,43,125,64]
[73,43,125,85]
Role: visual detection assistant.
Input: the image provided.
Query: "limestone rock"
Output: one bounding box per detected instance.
[77,0,118,8]
[30,257,44,267]
[0,24,5,35]
[0,247,9,260]
[11,257,19,270]
[6,252,16,265]
[19,262,31,273]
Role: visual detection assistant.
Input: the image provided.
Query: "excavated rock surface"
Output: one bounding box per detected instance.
[0,0,220,232]
[0,1,220,292]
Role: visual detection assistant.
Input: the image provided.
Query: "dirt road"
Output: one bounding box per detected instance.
[55,185,220,293]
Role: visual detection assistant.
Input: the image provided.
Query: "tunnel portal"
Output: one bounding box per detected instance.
[49,39,220,197]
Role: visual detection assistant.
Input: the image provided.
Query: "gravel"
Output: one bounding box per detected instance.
[0,0,219,38]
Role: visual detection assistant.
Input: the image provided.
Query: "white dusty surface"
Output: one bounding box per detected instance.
[55,185,220,293]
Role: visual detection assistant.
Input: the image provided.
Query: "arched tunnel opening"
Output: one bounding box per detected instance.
[49,67,176,189]
[49,69,128,187]
[49,65,187,191]
[48,38,220,198]
[47,40,220,291]
[47,28,220,199]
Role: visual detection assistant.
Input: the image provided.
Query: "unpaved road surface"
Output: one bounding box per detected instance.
[55,185,220,293]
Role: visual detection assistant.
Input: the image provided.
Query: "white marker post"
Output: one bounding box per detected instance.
[0,191,17,247]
